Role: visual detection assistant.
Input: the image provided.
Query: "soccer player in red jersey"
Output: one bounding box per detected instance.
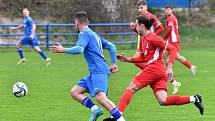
[130,0,180,95]
[163,5,197,76]
[130,0,164,36]
[103,16,204,121]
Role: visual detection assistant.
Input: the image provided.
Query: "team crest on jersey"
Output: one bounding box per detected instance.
[146,43,149,48]
[144,50,148,56]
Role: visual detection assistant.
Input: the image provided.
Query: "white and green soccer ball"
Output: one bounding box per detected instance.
[12,82,28,97]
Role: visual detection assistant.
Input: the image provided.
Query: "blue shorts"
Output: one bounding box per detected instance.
[76,74,109,98]
[19,36,40,48]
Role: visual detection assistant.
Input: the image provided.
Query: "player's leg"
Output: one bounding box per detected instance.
[91,74,125,121]
[176,53,197,75]
[162,50,169,68]
[103,81,138,121]
[33,45,51,66]
[118,65,160,113]
[33,46,47,60]
[170,77,181,95]
[152,78,204,115]
[71,85,88,103]
[162,51,181,94]
[72,76,103,121]
[117,81,140,113]
[16,37,27,64]
[171,42,195,72]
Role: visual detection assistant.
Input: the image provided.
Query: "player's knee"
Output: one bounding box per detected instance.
[70,90,78,99]
[95,92,106,102]
[158,99,167,106]
[16,43,20,48]
[34,47,41,52]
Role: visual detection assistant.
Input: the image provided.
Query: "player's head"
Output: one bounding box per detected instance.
[136,15,154,35]
[137,0,148,15]
[75,11,89,25]
[165,4,173,16]
[22,8,30,17]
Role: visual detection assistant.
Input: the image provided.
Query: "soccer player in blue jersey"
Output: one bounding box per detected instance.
[50,11,125,121]
[10,8,51,66]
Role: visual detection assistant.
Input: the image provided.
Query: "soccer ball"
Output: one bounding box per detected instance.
[12,82,28,97]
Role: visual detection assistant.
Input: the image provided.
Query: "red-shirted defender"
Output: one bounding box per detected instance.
[130,0,181,95]
[162,5,197,76]
[103,15,204,121]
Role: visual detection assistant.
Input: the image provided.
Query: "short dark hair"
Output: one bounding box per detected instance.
[165,4,173,9]
[137,0,147,7]
[75,11,88,24]
[137,16,155,30]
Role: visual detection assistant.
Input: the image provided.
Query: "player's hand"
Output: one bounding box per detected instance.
[166,63,173,81]
[50,42,65,53]
[110,63,118,73]
[10,27,17,30]
[130,22,136,30]
[117,53,130,62]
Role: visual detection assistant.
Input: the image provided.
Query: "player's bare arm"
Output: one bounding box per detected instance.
[10,24,24,30]
[117,53,131,62]
[50,43,65,53]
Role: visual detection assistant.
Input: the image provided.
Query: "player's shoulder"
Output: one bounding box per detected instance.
[79,28,96,38]
[26,17,34,23]
[26,17,33,21]
[146,12,158,19]
[145,33,162,42]
[80,28,90,35]
[167,15,176,21]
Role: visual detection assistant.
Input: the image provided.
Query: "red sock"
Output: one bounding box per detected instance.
[182,60,192,68]
[118,89,134,113]
[134,63,145,70]
[166,96,190,105]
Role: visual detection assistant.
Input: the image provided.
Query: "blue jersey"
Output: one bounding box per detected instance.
[23,17,35,36]
[77,28,110,75]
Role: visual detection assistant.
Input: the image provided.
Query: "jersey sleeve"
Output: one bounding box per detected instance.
[150,36,176,63]
[27,18,35,26]
[99,36,109,47]
[152,15,161,28]
[167,17,174,27]
[101,37,117,64]
[150,36,167,49]
[76,31,89,49]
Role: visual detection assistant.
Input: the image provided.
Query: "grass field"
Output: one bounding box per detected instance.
[0,47,214,121]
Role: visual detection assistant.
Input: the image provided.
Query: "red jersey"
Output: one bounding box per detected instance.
[144,12,162,33]
[131,33,176,65]
[131,12,161,33]
[165,14,180,43]
[136,33,167,65]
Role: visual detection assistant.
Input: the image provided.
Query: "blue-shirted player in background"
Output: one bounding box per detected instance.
[50,11,125,121]
[10,8,51,66]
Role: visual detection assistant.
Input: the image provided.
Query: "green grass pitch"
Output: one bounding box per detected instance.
[0,48,214,121]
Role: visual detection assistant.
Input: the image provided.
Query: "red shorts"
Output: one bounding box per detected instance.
[132,62,167,93]
[169,42,180,52]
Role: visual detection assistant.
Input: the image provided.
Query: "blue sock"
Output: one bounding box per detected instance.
[110,108,122,120]
[82,97,95,109]
[38,51,47,60]
[17,48,24,59]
